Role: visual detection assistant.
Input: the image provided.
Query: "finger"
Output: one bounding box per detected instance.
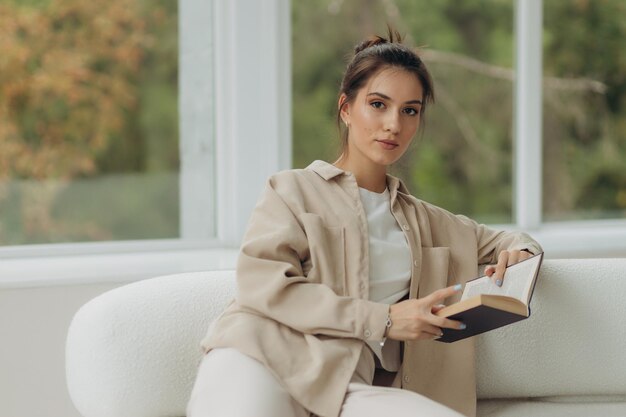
[431,304,447,314]
[415,324,444,340]
[426,284,463,304]
[494,251,508,286]
[484,265,495,277]
[432,315,466,330]
[505,249,535,268]
[423,324,444,337]
[507,250,521,266]
[403,323,443,341]
[508,249,533,267]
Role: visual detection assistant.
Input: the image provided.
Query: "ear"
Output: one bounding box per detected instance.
[338,93,351,125]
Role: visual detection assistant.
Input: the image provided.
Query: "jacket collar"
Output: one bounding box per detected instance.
[306,160,411,202]
[306,160,345,181]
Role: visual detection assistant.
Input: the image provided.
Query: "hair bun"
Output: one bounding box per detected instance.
[353,28,404,55]
[354,36,388,55]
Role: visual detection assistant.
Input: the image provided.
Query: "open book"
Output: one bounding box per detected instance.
[435,252,544,343]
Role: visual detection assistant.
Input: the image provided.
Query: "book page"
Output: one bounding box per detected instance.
[460,255,542,304]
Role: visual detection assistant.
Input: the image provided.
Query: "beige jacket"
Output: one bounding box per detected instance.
[202,160,542,417]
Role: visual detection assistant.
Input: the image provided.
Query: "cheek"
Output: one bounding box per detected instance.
[355,109,379,131]
[361,112,380,132]
[405,119,420,135]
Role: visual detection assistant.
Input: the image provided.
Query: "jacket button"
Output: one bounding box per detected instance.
[403,224,410,231]
[403,375,410,383]
[413,260,419,267]
[364,329,372,338]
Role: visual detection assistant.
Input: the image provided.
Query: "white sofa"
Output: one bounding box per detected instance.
[66,259,626,417]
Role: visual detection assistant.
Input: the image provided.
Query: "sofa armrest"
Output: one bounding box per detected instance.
[66,270,236,417]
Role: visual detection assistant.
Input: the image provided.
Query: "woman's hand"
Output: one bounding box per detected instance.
[484,249,533,287]
[387,285,466,341]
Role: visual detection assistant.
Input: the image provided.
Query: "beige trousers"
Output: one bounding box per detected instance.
[187,347,464,417]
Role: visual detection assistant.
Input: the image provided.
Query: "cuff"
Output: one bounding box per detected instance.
[509,235,543,258]
[356,300,390,341]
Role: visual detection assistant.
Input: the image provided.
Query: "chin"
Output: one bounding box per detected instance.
[375,149,404,163]
[370,156,397,167]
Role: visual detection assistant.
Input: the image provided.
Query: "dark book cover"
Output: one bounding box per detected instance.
[436,304,528,343]
[435,252,543,343]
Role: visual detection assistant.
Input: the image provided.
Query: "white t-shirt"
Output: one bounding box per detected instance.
[358,186,412,371]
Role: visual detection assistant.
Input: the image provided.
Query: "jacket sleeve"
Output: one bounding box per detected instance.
[234,176,389,342]
[458,214,543,265]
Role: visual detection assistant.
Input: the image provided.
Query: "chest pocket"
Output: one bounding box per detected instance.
[299,213,346,296]
[415,247,458,303]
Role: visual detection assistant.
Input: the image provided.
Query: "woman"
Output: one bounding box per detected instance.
[187,30,542,417]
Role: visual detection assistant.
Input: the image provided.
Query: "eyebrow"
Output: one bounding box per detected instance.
[367,92,423,105]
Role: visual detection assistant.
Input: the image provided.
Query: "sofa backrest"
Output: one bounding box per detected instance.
[476,258,626,399]
[66,259,626,417]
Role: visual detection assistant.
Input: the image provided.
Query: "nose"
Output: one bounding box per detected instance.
[383,111,401,134]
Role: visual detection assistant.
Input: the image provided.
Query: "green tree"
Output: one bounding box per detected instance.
[291,0,625,223]
[0,0,179,243]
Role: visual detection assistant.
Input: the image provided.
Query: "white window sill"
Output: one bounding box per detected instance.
[529,220,626,258]
[0,242,239,289]
[499,219,626,258]
[1,220,624,289]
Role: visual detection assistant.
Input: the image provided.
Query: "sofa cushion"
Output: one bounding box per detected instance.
[476,259,626,399]
[477,397,626,417]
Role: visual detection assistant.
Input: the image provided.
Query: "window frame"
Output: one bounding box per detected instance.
[512,0,626,257]
[0,0,292,287]
[1,0,624,289]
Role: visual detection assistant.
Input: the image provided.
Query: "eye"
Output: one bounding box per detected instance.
[403,107,419,116]
[370,101,385,109]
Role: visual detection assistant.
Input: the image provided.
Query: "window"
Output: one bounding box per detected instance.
[1,0,624,278]
[0,0,182,245]
[292,0,517,224]
[542,0,626,222]
[1,1,293,287]
[291,0,626,257]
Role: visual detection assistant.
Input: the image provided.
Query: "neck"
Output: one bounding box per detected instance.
[333,155,388,193]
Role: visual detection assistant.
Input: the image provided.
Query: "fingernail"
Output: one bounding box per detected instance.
[496,279,503,287]
[459,323,467,330]
[454,284,462,291]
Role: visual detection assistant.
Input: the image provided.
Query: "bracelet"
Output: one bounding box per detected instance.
[380,315,393,347]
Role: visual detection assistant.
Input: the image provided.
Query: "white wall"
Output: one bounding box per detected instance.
[0,247,238,417]
[0,283,120,417]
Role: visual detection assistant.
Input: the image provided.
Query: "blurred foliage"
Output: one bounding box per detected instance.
[292,0,626,223]
[0,0,178,244]
[1,0,624,245]
[542,0,626,220]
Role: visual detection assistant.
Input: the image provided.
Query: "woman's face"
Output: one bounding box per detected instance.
[340,67,423,169]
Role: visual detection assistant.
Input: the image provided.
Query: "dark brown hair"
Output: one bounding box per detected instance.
[337,28,435,156]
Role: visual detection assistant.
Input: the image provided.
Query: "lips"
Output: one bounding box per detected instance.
[376,139,399,150]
